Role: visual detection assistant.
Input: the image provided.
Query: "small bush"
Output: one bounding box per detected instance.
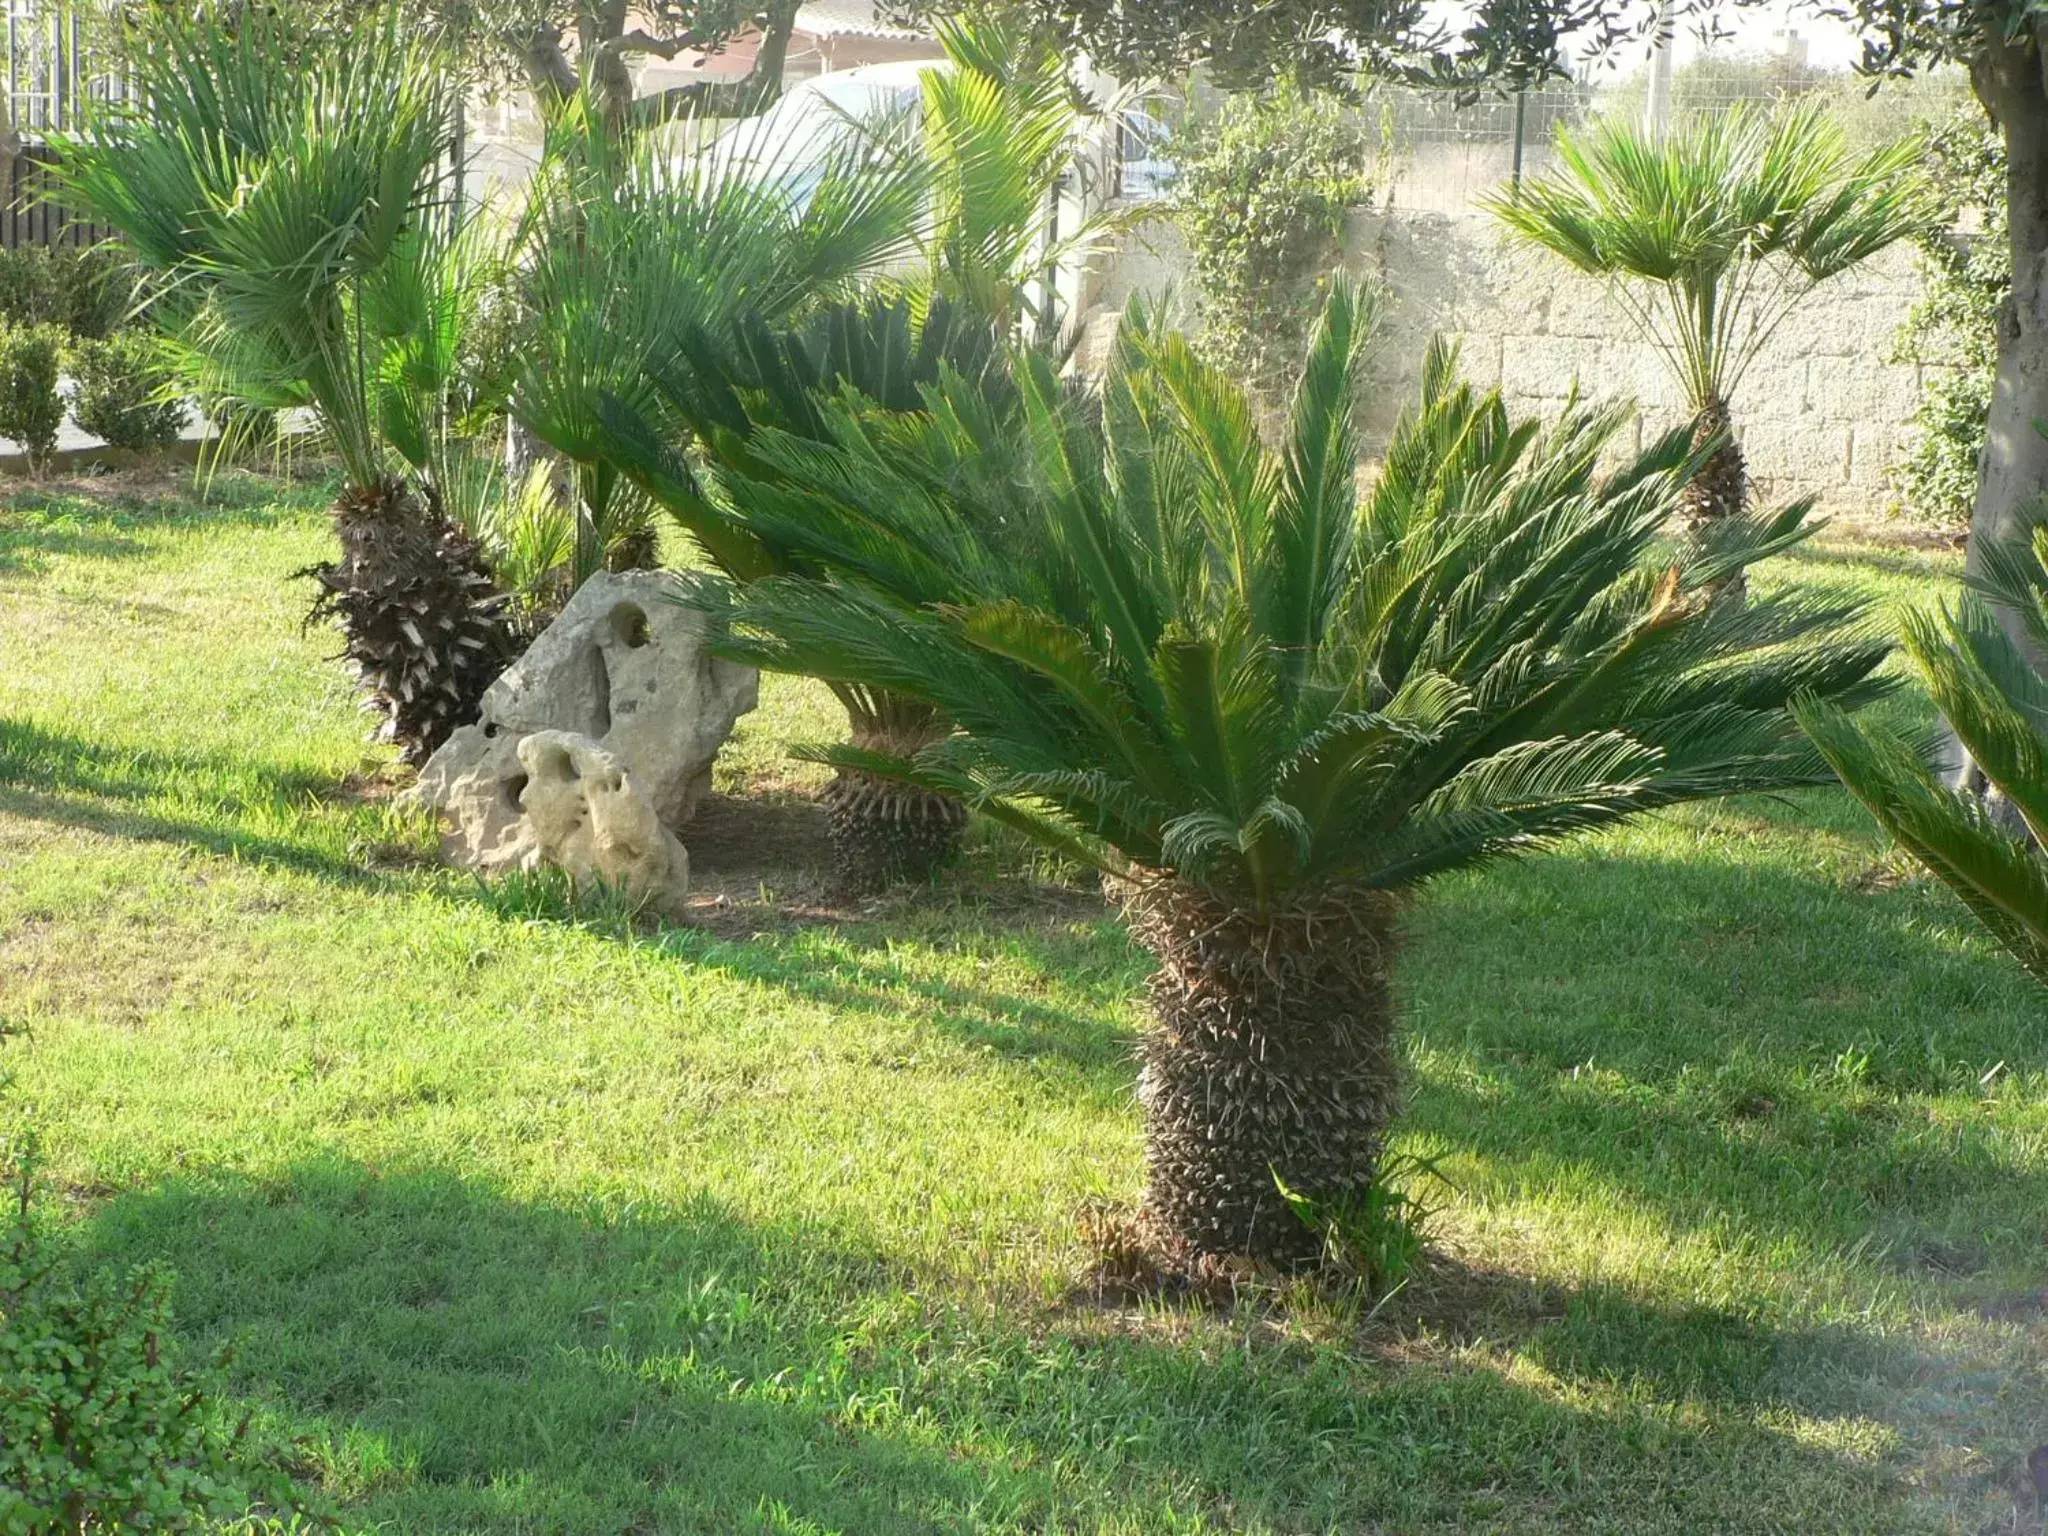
[0,243,135,340]
[0,1141,309,1532]
[0,322,67,473]
[71,330,187,452]
[1168,81,1379,402]
[1277,1151,1448,1294]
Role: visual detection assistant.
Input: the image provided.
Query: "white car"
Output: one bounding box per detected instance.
[701,61,940,202]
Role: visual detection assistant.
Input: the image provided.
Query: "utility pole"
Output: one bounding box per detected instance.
[1644,1,1673,140]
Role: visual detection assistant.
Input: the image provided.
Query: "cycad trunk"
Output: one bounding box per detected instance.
[304,476,514,766]
[826,697,968,894]
[1124,881,1404,1268]
[1685,393,1748,523]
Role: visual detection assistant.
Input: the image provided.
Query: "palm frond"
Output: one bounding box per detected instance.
[685,294,1891,913]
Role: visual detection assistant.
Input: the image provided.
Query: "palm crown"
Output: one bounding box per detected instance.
[58,16,516,764]
[1488,101,1930,519]
[696,286,1892,912]
[58,12,462,489]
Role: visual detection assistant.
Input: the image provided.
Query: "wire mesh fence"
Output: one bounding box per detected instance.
[1116,64,1974,220]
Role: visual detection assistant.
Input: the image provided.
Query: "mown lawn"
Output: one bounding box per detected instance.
[1,475,2044,1534]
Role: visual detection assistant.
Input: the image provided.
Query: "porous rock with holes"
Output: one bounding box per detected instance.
[416,571,758,882]
[514,730,692,914]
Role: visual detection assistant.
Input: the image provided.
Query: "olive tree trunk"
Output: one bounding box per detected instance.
[1124,881,1404,1269]
[1969,29,2048,670]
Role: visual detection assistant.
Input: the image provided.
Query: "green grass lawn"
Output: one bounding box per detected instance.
[2,474,2045,1534]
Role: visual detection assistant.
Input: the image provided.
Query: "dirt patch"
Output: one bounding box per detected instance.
[1824,520,1968,553]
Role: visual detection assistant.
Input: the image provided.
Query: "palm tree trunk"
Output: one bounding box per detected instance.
[826,692,968,893]
[1684,392,1748,523]
[1123,880,1404,1269]
[303,476,515,766]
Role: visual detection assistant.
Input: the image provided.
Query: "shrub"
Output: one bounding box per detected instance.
[71,330,187,452]
[0,1138,308,1530]
[1889,107,2004,529]
[0,243,135,340]
[1167,80,1377,402]
[0,321,67,473]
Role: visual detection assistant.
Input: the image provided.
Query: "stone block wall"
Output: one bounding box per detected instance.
[1083,209,1951,515]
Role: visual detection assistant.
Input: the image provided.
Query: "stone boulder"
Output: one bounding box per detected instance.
[416,571,757,873]
[516,731,691,914]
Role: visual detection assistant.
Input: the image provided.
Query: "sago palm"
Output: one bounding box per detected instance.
[545,17,1111,884]
[1799,530,2048,986]
[58,13,512,762]
[685,288,1894,1266]
[595,294,1020,887]
[1488,101,1930,522]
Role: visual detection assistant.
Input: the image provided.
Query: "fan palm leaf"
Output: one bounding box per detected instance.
[1487,101,1933,520]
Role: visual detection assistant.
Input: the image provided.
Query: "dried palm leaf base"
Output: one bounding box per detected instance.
[824,768,969,894]
[1124,880,1406,1271]
[302,476,514,767]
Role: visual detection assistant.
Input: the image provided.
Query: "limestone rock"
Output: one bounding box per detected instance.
[516,731,690,914]
[417,571,757,872]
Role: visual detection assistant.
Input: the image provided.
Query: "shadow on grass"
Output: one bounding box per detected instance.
[0,716,393,887]
[71,1158,1934,1533]
[661,924,1140,1077]
[1404,838,2048,1284]
[0,473,324,575]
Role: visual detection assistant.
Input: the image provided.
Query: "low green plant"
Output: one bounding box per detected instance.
[0,1085,307,1530]
[0,321,67,473]
[1168,79,1377,402]
[1277,1150,1447,1293]
[71,330,188,453]
[0,243,134,340]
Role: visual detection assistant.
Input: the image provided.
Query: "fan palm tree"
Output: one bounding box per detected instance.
[510,90,930,587]
[58,13,512,762]
[683,288,1894,1266]
[530,18,1115,884]
[1798,529,2048,986]
[1488,102,1931,523]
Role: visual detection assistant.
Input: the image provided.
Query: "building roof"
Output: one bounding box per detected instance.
[793,1,929,41]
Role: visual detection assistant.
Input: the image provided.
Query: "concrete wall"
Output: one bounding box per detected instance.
[1084,209,1948,515]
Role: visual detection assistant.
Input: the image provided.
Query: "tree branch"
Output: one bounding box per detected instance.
[599,27,701,62]
[629,0,801,126]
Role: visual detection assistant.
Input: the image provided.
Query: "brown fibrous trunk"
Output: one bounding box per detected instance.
[1121,879,1404,1270]
[824,768,969,894]
[301,476,514,766]
[1684,394,1747,524]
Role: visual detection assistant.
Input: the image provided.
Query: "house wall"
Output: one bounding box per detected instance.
[1083,208,1951,516]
